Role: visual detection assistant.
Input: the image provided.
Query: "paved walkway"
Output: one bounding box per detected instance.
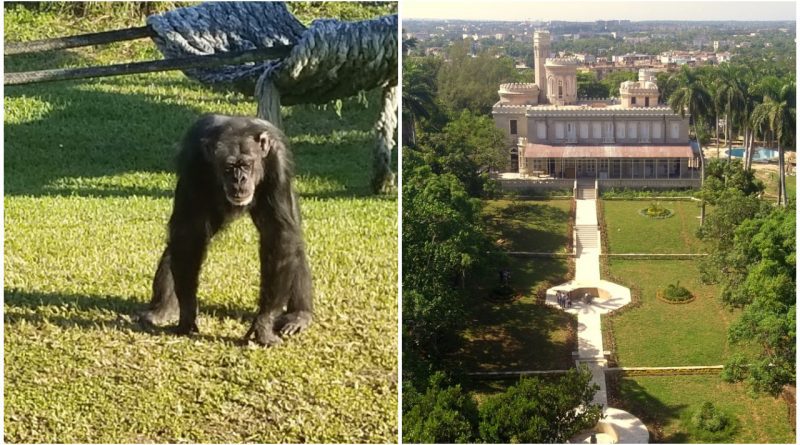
[546,183,648,443]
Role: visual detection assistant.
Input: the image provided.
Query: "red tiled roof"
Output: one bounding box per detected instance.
[524,143,695,159]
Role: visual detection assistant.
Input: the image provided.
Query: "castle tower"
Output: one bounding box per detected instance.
[533,31,550,103]
[545,57,579,106]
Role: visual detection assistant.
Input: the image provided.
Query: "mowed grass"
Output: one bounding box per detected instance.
[453,257,575,372]
[605,260,744,366]
[603,200,705,253]
[4,7,397,443]
[615,375,795,443]
[483,199,572,253]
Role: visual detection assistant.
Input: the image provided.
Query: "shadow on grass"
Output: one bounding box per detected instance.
[485,201,569,252]
[3,288,270,346]
[5,81,394,200]
[607,375,689,443]
[450,258,575,372]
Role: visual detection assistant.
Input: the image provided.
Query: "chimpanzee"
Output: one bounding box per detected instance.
[138,114,313,346]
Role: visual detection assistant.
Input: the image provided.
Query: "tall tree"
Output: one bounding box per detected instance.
[668,64,712,143]
[751,81,795,207]
[437,40,520,114]
[716,63,747,162]
[722,207,795,396]
[403,58,438,147]
[668,65,711,223]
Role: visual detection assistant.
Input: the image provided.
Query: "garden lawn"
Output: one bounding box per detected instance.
[4,5,397,443]
[453,257,575,372]
[603,200,704,253]
[483,199,572,253]
[614,375,795,443]
[605,260,744,366]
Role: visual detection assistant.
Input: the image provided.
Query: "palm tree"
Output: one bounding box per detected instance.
[704,74,724,157]
[716,63,747,162]
[402,61,436,147]
[668,65,712,146]
[752,81,795,206]
[668,65,712,224]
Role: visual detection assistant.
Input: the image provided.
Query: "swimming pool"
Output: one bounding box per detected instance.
[726,147,780,162]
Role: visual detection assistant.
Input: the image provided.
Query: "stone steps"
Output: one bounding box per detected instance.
[576,225,598,250]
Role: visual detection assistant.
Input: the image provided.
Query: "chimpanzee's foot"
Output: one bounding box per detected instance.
[276,310,312,337]
[243,317,283,347]
[173,321,199,336]
[137,304,179,326]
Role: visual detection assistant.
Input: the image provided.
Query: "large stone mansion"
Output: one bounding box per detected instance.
[492,31,701,188]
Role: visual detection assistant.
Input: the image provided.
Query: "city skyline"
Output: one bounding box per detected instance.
[403,1,797,22]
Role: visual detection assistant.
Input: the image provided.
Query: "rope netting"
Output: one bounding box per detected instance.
[147,2,397,192]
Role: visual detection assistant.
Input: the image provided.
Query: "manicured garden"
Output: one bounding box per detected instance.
[613,375,795,443]
[483,198,572,253]
[604,259,743,366]
[5,4,397,443]
[603,200,705,253]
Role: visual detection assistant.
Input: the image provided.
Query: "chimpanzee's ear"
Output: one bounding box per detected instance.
[257,131,271,157]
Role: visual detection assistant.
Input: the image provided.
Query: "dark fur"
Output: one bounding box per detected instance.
[140,114,313,346]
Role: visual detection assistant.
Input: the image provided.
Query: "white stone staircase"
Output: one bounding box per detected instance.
[576,225,599,251]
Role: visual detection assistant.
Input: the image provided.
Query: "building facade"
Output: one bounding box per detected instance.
[493,31,702,188]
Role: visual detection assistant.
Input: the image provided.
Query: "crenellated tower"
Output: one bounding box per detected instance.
[533,31,550,104]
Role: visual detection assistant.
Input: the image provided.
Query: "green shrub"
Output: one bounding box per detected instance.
[600,187,696,198]
[639,202,674,219]
[658,282,693,302]
[403,373,479,443]
[683,401,738,441]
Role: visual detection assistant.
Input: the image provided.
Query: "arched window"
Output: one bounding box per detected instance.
[558,79,563,99]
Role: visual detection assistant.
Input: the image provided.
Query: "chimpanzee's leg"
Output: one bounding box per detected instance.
[246,189,313,346]
[139,247,179,325]
[169,216,213,335]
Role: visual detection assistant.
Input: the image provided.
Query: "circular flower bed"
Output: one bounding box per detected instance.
[638,202,674,219]
[657,282,695,304]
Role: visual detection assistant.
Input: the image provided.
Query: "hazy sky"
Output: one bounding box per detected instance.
[403,1,797,22]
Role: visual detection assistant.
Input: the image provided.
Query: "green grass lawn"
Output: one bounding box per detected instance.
[483,199,572,253]
[452,257,575,372]
[613,375,795,443]
[605,260,744,366]
[4,6,397,443]
[603,200,705,254]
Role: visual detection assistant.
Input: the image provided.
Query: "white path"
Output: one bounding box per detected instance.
[546,182,649,443]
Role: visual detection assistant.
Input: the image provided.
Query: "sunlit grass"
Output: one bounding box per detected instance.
[4,5,397,443]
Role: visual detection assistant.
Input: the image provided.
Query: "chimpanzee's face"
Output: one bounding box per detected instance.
[214,130,269,206]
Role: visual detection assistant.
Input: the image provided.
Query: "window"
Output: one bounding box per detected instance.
[631,96,637,105]
[627,122,637,139]
[652,121,662,139]
[645,97,650,107]
[510,119,518,135]
[671,122,680,139]
[537,122,547,140]
[580,122,589,139]
[555,122,565,139]
[558,80,563,98]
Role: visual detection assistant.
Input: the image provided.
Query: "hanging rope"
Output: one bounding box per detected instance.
[147,2,398,192]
